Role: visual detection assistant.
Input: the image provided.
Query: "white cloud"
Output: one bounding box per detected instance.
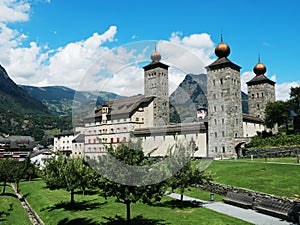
[1,2,297,103]
[168,32,214,73]
[0,0,30,23]
[276,81,300,100]
[240,71,255,93]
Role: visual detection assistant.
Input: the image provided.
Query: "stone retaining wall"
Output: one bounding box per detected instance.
[197,182,297,207]
[243,146,300,158]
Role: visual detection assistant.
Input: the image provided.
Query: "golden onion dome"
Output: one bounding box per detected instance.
[215,42,230,58]
[253,62,267,75]
[150,51,161,62]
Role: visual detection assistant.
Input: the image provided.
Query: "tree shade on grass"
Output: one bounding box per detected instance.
[0,184,31,225]
[19,179,251,225]
[94,139,167,222]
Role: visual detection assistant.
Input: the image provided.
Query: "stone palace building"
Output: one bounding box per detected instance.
[54,38,276,158]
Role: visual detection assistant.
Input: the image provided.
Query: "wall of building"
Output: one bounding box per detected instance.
[140,130,207,158]
[207,67,243,158]
[243,121,265,137]
[248,83,276,119]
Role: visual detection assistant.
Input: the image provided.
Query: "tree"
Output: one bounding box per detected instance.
[42,154,95,205]
[0,159,14,194]
[94,139,167,223]
[0,159,27,194]
[290,86,300,114]
[166,140,211,201]
[264,101,291,133]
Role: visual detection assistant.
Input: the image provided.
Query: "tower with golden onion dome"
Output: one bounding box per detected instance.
[246,56,276,119]
[206,36,244,158]
[143,44,170,126]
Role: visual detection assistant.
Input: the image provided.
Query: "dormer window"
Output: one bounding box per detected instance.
[102,107,108,113]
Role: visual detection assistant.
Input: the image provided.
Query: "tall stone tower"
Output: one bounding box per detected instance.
[247,58,276,119]
[143,47,169,126]
[206,37,244,158]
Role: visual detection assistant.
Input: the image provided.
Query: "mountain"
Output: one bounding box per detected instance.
[21,85,125,116]
[0,65,48,113]
[170,74,207,123]
[169,74,248,123]
[0,65,72,143]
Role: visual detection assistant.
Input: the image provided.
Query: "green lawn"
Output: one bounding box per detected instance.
[172,187,224,202]
[19,179,251,225]
[0,184,31,225]
[206,160,300,199]
[231,157,299,163]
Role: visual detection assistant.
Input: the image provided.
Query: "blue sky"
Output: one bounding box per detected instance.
[0,0,300,100]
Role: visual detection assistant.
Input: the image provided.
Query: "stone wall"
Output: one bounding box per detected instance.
[243,146,300,158]
[197,182,297,207]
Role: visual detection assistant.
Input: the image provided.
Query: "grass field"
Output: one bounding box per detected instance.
[206,159,300,199]
[0,184,31,225]
[19,179,251,225]
[172,187,224,202]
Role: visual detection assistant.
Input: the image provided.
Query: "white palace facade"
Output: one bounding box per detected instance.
[56,39,276,159]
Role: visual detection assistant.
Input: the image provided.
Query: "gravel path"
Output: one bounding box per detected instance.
[167,193,296,225]
[11,183,44,225]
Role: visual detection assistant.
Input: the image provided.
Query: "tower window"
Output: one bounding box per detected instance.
[220,78,223,85]
[222,147,225,153]
[214,132,218,138]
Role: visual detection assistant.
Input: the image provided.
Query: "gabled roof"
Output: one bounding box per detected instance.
[73,134,85,143]
[53,130,78,137]
[206,57,241,71]
[84,95,155,120]
[246,74,275,86]
[242,114,264,123]
[143,61,169,70]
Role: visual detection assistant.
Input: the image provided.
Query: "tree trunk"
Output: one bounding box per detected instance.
[126,202,131,223]
[2,179,7,194]
[70,189,75,205]
[16,179,19,193]
[180,193,183,201]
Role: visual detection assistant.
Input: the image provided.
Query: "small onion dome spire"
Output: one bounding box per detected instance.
[150,42,161,62]
[253,54,267,75]
[215,34,230,58]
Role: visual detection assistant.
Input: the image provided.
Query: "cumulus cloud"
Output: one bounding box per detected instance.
[1,1,297,101]
[168,32,214,72]
[0,0,30,23]
[276,81,300,100]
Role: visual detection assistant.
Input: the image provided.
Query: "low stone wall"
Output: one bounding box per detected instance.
[196,182,297,207]
[243,146,300,158]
